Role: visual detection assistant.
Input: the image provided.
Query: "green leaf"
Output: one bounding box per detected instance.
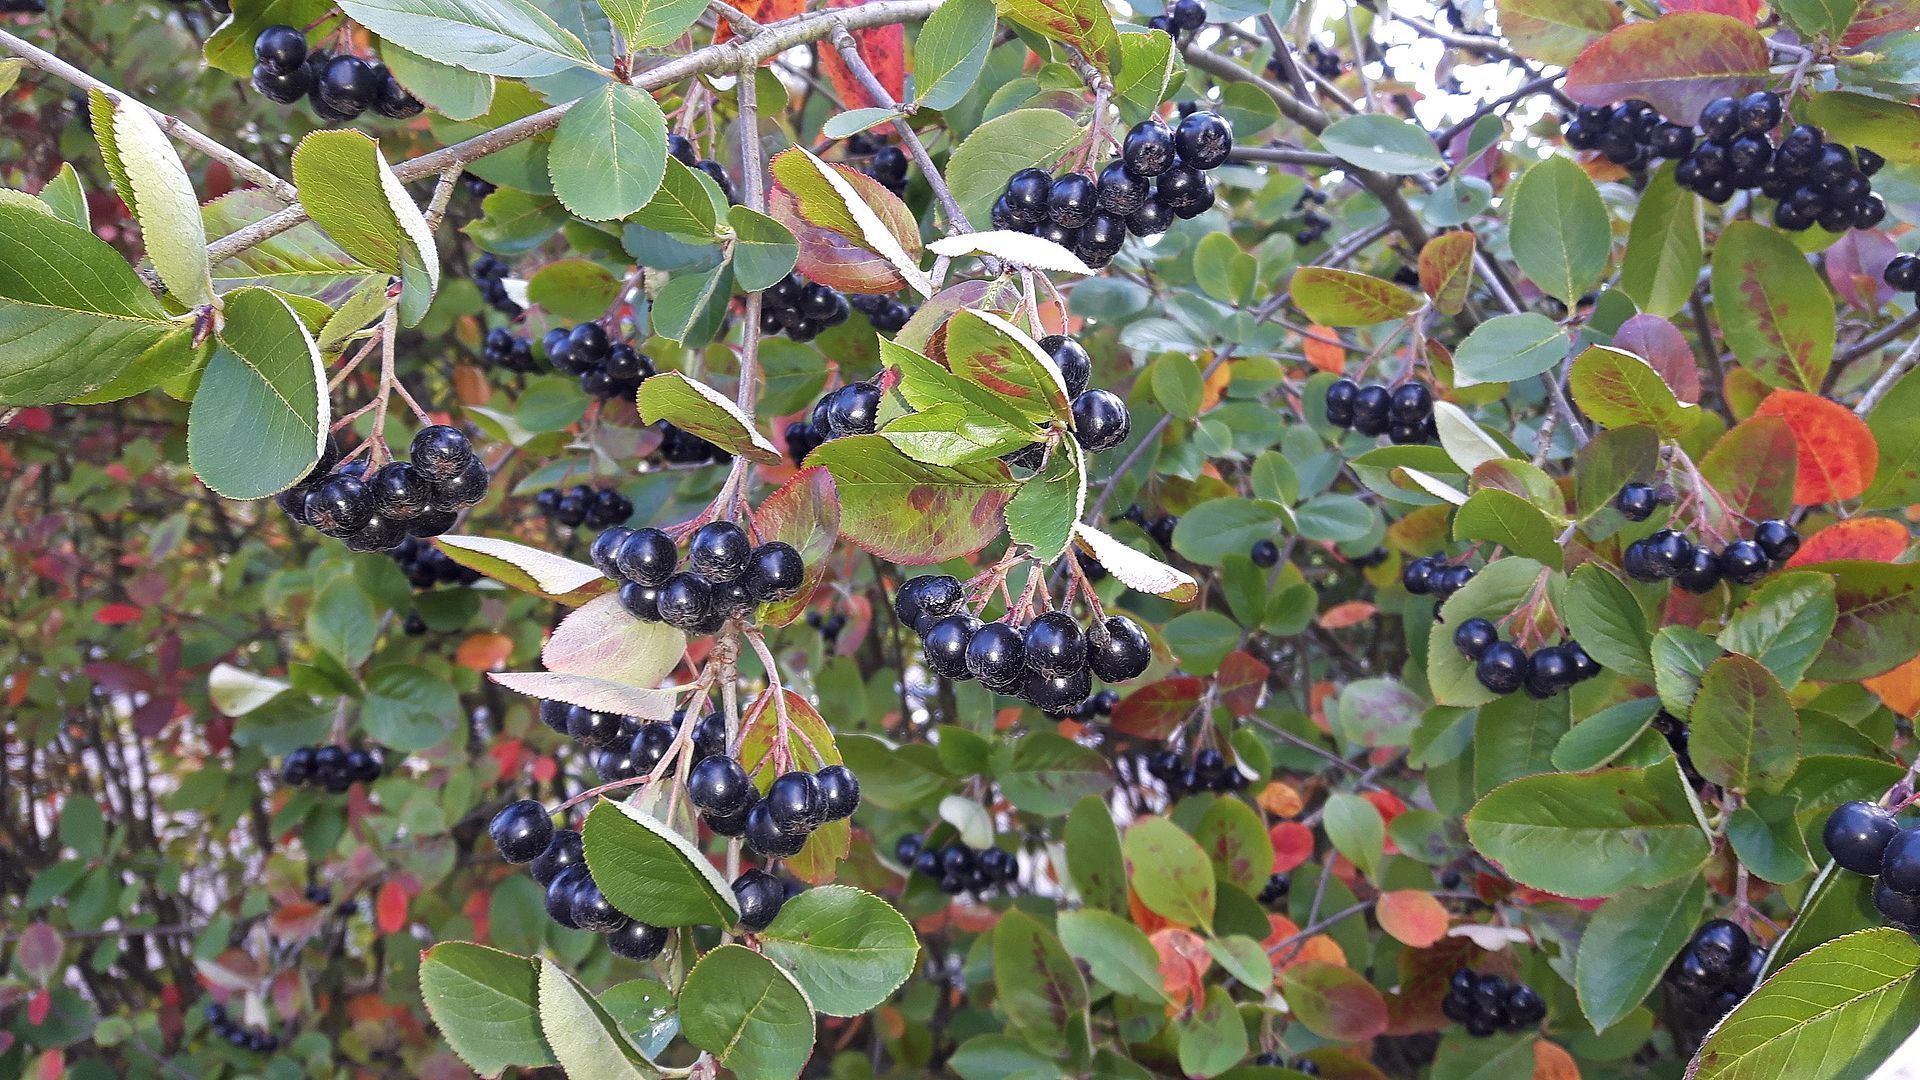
[729,207,798,292]
[651,261,733,345]
[1552,697,1663,772]
[0,201,194,406]
[38,163,88,231]
[535,960,654,1080]
[631,159,723,240]
[551,82,668,221]
[1290,266,1421,326]
[1194,796,1274,894]
[600,0,709,48]
[335,0,598,77]
[679,945,815,1080]
[879,404,1031,466]
[419,942,555,1076]
[435,534,607,604]
[1112,28,1177,123]
[1466,761,1709,898]
[1427,557,1547,707]
[1863,369,1920,509]
[947,108,1083,234]
[1192,232,1255,307]
[1803,91,1920,165]
[290,130,439,325]
[1653,624,1725,718]
[635,371,781,465]
[1318,113,1448,174]
[759,885,918,1017]
[1451,488,1561,564]
[1506,155,1609,305]
[1057,908,1167,1002]
[947,308,1072,425]
[916,0,996,111]
[1691,929,1920,1079]
[1500,0,1620,67]
[186,288,326,499]
[1561,563,1655,682]
[992,909,1090,1052]
[1004,441,1085,562]
[1718,572,1837,690]
[1279,962,1389,1042]
[526,258,618,322]
[1808,561,1920,682]
[1765,864,1878,977]
[581,797,742,928]
[1171,497,1289,566]
[383,41,494,121]
[994,729,1110,815]
[1576,872,1705,1033]
[810,434,1017,563]
[1179,986,1250,1078]
[1123,817,1214,927]
[467,188,569,254]
[1452,312,1568,388]
[1151,352,1206,417]
[994,0,1119,75]
[362,666,460,751]
[1775,0,1859,40]
[1728,792,1814,884]
[1619,163,1702,317]
[1162,610,1241,675]
[1710,220,1834,392]
[820,108,902,139]
[768,147,930,297]
[1568,344,1700,438]
[1689,654,1798,794]
[1322,791,1384,880]
[1065,794,1129,914]
[307,576,377,667]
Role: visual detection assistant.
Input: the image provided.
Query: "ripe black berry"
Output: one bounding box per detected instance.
[1004,168,1053,220]
[1096,161,1149,216]
[566,707,625,750]
[1525,645,1576,698]
[1402,556,1436,594]
[1048,173,1097,228]
[1691,919,1751,979]
[1088,615,1151,682]
[1719,539,1770,585]
[1699,96,1740,142]
[253,63,313,104]
[1351,384,1391,438]
[1072,389,1131,453]
[490,800,553,863]
[1024,612,1087,676]
[606,919,668,961]
[733,868,786,931]
[765,770,824,834]
[745,802,807,857]
[1475,642,1527,695]
[1174,110,1233,170]
[254,25,308,70]
[1739,90,1783,134]
[688,756,754,814]
[966,621,1026,684]
[816,764,860,820]
[304,473,374,537]
[570,877,628,932]
[426,457,489,511]
[1885,254,1920,291]
[1251,539,1279,567]
[1824,800,1899,875]
[411,425,474,481]
[923,613,981,679]
[1123,119,1178,178]
[895,575,963,628]
[746,542,805,602]
[1025,667,1092,714]
[615,528,678,587]
[1614,482,1658,521]
[1453,617,1498,660]
[545,864,589,929]
[1881,827,1920,894]
[1753,519,1799,561]
[530,829,584,887]
[1875,879,1920,929]
[657,572,715,630]
[1126,197,1174,237]
[1039,335,1093,399]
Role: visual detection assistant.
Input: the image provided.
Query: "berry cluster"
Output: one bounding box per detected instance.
[472,254,522,317]
[1822,800,1920,936]
[692,754,860,868]
[805,610,848,649]
[278,427,488,551]
[1454,619,1600,698]
[250,27,420,122]
[1440,970,1547,1036]
[652,421,731,466]
[668,134,740,205]
[895,575,1153,715]
[1324,378,1436,444]
[390,536,482,590]
[279,744,386,792]
[787,381,882,464]
[844,134,912,197]
[1143,746,1248,797]
[759,273,851,343]
[1068,688,1119,723]
[894,834,1019,896]
[1144,0,1207,41]
[1048,334,1133,455]
[543,322,656,401]
[1621,516,1799,592]
[592,521,805,635]
[1291,187,1332,244]
[1568,93,1886,229]
[989,112,1234,269]
[1251,1054,1318,1075]
[203,1003,279,1055]
[1401,556,1476,601]
[849,292,918,335]
[1664,919,1762,1023]
[1120,504,1180,553]
[1258,872,1289,906]
[534,484,633,530]
[480,327,538,374]
[489,802,672,957]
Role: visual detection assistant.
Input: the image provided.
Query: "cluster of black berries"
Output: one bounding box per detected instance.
[1664,919,1763,1023]
[787,381,881,464]
[1051,334,1132,455]
[896,575,1153,715]
[805,610,848,649]
[1120,504,1180,553]
[1325,378,1436,444]
[280,744,386,792]
[1143,746,1248,797]
[1069,689,1119,723]
[490,801,671,956]
[1823,800,1920,936]
[1290,187,1332,244]
[652,422,731,466]
[668,134,739,205]
[1252,1054,1318,1074]
[481,327,538,374]
[1883,254,1920,299]
[1258,872,1289,906]
[1402,556,1475,601]
[1622,515,1799,592]
[1441,970,1547,1037]
[203,1003,279,1055]
[1304,41,1343,78]
[391,536,481,589]
[895,834,1018,896]
[250,27,421,122]
[990,113,1234,269]
[535,484,633,530]
[759,273,851,343]
[279,428,487,552]
[472,254,522,318]
[691,750,860,868]
[849,292,918,335]
[593,520,804,635]
[542,322,655,401]
[1454,619,1601,698]
[1144,0,1207,40]
[0,0,45,12]
[844,133,912,197]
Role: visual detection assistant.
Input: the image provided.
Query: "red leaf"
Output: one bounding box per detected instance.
[1279,961,1390,1042]
[1844,0,1920,45]
[17,923,61,986]
[714,0,803,43]
[1825,229,1898,311]
[1111,676,1205,739]
[1663,0,1759,21]
[94,603,142,625]
[1613,314,1700,404]
[27,989,50,1026]
[1319,600,1377,629]
[1270,821,1316,873]
[1149,928,1210,1009]
[815,0,905,109]
[1565,13,1770,125]
[454,632,514,672]
[1864,654,1920,718]
[1786,517,1911,567]
[1752,390,1879,504]
[754,466,840,626]
[1376,890,1451,947]
[1700,415,1799,525]
[1215,651,1269,718]
[375,880,409,934]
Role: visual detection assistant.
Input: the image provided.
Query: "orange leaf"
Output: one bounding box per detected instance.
[1270,821,1315,872]
[1785,516,1910,567]
[1361,789,1408,824]
[1319,600,1377,629]
[1128,888,1173,937]
[1304,324,1346,373]
[375,880,409,934]
[1216,650,1269,718]
[455,632,514,672]
[1258,781,1304,818]
[1150,928,1211,1009]
[1865,654,1920,718]
[1533,1039,1582,1080]
[1376,890,1451,947]
[1751,390,1878,504]
[94,603,142,625]
[1261,913,1301,950]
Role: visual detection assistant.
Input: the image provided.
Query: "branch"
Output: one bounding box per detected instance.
[829,27,973,235]
[0,27,298,203]
[1857,331,1920,417]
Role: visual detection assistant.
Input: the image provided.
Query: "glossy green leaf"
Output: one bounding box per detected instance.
[1710,220,1834,392]
[1507,155,1609,305]
[1576,872,1705,1033]
[759,886,918,1017]
[581,797,741,928]
[1465,760,1710,898]
[551,82,668,222]
[679,945,815,1080]
[419,942,555,1075]
[1319,113,1448,175]
[1619,162,1702,317]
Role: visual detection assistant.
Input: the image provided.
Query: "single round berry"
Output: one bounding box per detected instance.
[1039,335,1093,399]
[895,574,963,628]
[1402,556,1436,594]
[1698,96,1740,142]
[426,456,489,511]
[895,834,924,865]
[686,521,751,582]
[733,867,787,931]
[544,864,589,929]
[1691,919,1751,979]
[688,756,755,815]
[1476,642,1528,695]
[1351,384,1392,438]
[765,770,824,834]
[1088,615,1152,682]
[1004,167,1053,221]
[1739,90,1784,134]
[590,526,632,580]
[606,919,669,961]
[1024,612,1087,676]
[1719,539,1771,586]
[744,801,808,857]
[304,474,374,537]
[530,829,584,887]
[1525,645,1576,697]
[978,846,1018,882]
[1174,110,1233,170]
[490,799,552,863]
[1126,196,1174,237]
[254,24,308,71]
[966,621,1026,684]
[1614,482,1659,521]
[1645,530,1693,577]
[1753,519,1799,561]
[816,764,861,821]
[1096,161,1149,217]
[1072,389,1131,453]
[1824,800,1900,876]
[570,877,628,932]
[1886,254,1920,291]
[568,707,627,750]
[619,583,661,622]
[746,541,805,602]
[1876,878,1920,929]
[1506,984,1546,1026]
[1025,666,1092,715]
[1251,538,1279,567]
[410,425,474,481]
[656,572,715,630]
[923,613,981,680]
[318,55,380,113]
[1453,617,1498,660]
[1122,118,1177,177]
[374,76,424,120]
[1880,826,1920,895]
[615,528,678,587]
[1048,172,1097,228]
[1388,382,1433,424]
